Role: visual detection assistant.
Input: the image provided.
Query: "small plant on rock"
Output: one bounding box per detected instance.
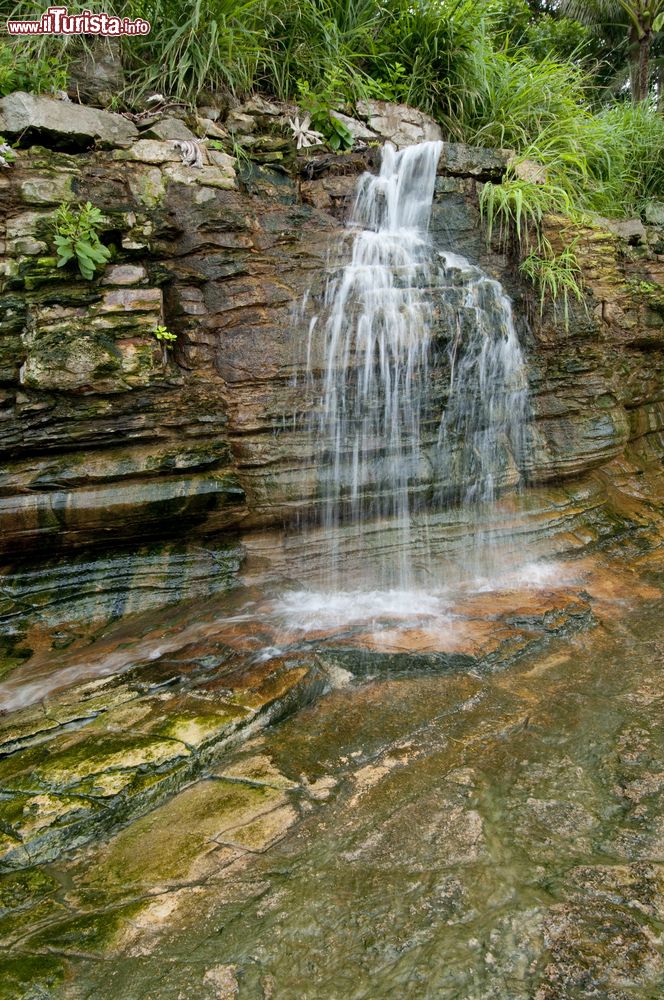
[152,324,178,365]
[296,80,354,152]
[53,201,111,280]
[151,325,177,344]
[519,237,584,328]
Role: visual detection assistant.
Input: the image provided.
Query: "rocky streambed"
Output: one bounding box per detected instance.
[1,528,664,999]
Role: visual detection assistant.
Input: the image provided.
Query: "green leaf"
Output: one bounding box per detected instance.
[56,248,74,266]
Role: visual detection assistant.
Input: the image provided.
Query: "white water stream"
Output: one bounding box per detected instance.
[304,141,529,590]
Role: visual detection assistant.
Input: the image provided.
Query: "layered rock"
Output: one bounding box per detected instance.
[0,95,662,558]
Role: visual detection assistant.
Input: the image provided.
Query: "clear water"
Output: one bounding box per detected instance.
[32,585,664,1000]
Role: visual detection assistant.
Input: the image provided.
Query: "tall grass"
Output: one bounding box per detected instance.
[364,0,489,131]
[5,0,664,220]
[120,0,267,101]
[255,0,383,100]
[583,102,664,216]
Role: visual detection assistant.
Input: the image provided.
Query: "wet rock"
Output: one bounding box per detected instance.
[590,214,646,243]
[0,634,326,869]
[197,117,231,141]
[203,965,239,999]
[438,141,513,178]
[0,92,138,149]
[536,876,664,999]
[300,173,358,213]
[100,263,147,286]
[0,131,662,558]
[113,138,182,164]
[226,110,256,135]
[329,110,377,144]
[79,778,289,889]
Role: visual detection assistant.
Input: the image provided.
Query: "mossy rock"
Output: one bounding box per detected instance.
[20,900,146,956]
[0,955,67,1000]
[73,777,288,896]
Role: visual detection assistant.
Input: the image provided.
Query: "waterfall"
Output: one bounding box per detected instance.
[305,141,529,589]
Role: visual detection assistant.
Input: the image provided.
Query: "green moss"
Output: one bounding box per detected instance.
[154,702,250,749]
[80,778,284,891]
[21,900,145,956]
[0,896,70,949]
[0,955,66,1000]
[0,867,59,918]
[0,731,190,796]
[132,168,167,208]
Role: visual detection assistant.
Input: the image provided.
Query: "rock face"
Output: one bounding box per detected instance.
[0,92,138,149]
[355,99,443,147]
[67,39,125,108]
[0,101,662,557]
[438,141,512,179]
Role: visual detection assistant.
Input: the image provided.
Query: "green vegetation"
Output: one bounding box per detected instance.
[52,202,111,280]
[297,79,354,151]
[520,240,585,327]
[5,0,664,305]
[4,1,662,207]
[0,35,67,96]
[151,325,178,344]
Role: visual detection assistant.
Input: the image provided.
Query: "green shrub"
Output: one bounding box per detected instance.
[0,40,68,97]
[296,79,353,151]
[52,202,111,280]
[583,102,664,217]
[365,0,488,131]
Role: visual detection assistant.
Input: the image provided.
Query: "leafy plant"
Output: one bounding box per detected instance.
[296,79,354,151]
[151,325,178,343]
[0,39,68,97]
[52,202,111,280]
[362,61,409,103]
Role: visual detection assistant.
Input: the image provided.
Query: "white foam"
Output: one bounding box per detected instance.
[274,588,448,631]
[467,560,574,593]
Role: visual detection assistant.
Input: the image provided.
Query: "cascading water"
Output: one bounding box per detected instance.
[304,140,529,590]
[435,253,528,507]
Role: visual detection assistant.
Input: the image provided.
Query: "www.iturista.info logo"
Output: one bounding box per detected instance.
[6,5,151,35]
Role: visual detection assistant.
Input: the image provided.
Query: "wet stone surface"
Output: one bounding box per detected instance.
[0,546,662,998]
